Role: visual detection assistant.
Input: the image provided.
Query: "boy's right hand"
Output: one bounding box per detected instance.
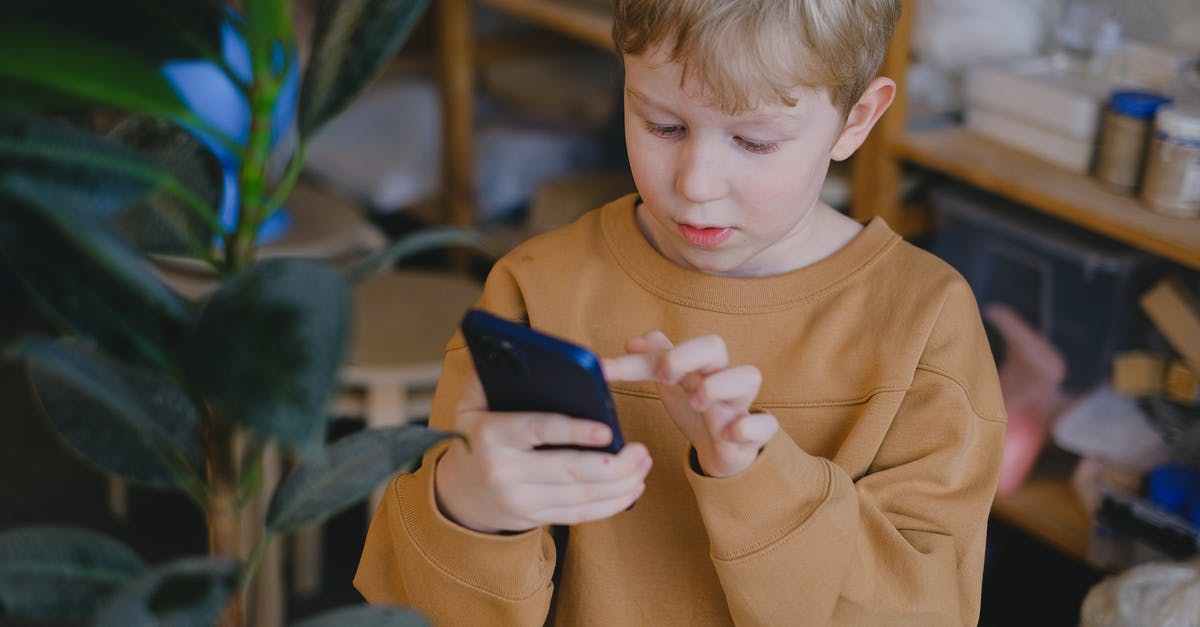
[433,366,652,535]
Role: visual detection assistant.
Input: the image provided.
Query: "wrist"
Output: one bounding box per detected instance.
[690,446,760,478]
[433,453,501,534]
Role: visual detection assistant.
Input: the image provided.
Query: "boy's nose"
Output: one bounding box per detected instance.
[675,139,727,204]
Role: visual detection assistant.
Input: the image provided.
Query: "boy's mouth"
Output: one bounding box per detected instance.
[676,223,734,248]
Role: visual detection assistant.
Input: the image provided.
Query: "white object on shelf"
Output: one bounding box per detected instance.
[965,105,1097,173]
[1118,39,1200,93]
[1051,385,1172,474]
[964,59,1111,142]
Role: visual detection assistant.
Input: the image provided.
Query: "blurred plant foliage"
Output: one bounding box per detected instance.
[0,1,472,625]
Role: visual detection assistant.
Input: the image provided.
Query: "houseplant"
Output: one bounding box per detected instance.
[0,1,471,625]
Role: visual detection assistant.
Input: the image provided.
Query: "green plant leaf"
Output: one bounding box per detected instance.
[290,604,431,627]
[93,557,240,627]
[2,2,227,66]
[0,189,191,370]
[298,0,432,138]
[344,228,483,283]
[106,115,222,258]
[0,21,188,117]
[185,258,349,452]
[0,182,190,370]
[0,2,228,115]
[0,526,146,621]
[15,337,204,492]
[267,425,453,535]
[0,113,165,219]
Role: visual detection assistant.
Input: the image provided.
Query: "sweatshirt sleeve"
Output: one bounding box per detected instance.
[687,287,1006,626]
[354,266,558,625]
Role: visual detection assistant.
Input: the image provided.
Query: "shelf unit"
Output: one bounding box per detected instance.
[434,0,1133,568]
[894,127,1200,270]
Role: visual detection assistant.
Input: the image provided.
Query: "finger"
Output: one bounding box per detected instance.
[528,443,652,484]
[691,365,762,411]
[601,352,659,382]
[479,412,614,449]
[658,335,728,384]
[625,330,673,353]
[723,412,779,444]
[525,471,647,511]
[531,484,647,525]
[602,331,674,382]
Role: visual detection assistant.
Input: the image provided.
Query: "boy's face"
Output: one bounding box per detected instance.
[624,44,859,277]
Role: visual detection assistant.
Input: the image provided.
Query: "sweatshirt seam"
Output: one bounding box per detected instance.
[709,458,836,562]
[914,363,1006,423]
[394,473,550,603]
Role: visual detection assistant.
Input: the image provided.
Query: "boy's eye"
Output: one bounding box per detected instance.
[736,137,780,155]
[645,122,684,138]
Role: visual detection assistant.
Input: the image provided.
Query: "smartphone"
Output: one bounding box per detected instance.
[460,309,624,454]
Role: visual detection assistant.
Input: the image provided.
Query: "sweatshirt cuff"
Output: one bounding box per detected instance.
[684,431,831,561]
[393,452,554,598]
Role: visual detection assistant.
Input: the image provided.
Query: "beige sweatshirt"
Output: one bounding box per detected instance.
[355,194,1006,626]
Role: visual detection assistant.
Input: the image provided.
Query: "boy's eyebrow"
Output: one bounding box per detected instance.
[625,87,661,109]
[626,86,800,128]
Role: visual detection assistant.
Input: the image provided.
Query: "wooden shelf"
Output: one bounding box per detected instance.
[895,127,1200,270]
[992,474,1094,567]
[477,0,614,51]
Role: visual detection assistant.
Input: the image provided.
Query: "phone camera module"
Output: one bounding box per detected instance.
[479,335,525,375]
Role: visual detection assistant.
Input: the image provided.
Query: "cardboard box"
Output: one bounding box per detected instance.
[1166,361,1200,404]
[1112,351,1168,396]
[1140,278,1200,373]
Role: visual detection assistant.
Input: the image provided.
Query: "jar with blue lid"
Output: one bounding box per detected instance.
[1094,90,1172,192]
[1142,104,1200,218]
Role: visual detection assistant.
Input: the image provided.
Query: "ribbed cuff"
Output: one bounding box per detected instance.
[394,453,554,600]
[684,431,831,561]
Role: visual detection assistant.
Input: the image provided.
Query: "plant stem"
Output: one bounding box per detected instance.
[204,415,245,627]
[263,140,307,217]
[226,8,282,275]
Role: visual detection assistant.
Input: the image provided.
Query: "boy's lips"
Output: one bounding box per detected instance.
[676,222,734,248]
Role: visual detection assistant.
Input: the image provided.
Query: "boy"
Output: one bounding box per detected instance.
[356,0,1006,624]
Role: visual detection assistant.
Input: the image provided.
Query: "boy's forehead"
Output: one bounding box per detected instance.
[624,50,831,121]
[624,39,827,117]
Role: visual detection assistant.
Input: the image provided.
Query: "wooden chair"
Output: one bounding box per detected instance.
[291,268,483,597]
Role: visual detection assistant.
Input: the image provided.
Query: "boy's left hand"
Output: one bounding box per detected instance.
[604,332,779,478]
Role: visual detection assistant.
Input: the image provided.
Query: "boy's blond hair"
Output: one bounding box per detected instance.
[613,0,901,115]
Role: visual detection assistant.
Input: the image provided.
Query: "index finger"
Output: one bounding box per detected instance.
[657,335,729,384]
[601,353,659,383]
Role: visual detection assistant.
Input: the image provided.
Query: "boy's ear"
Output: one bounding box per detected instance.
[830,77,896,161]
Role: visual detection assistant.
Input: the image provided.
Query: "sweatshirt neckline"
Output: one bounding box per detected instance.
[600,194,900,314]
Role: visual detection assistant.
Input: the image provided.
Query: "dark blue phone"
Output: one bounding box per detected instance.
[460,309,624,454]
